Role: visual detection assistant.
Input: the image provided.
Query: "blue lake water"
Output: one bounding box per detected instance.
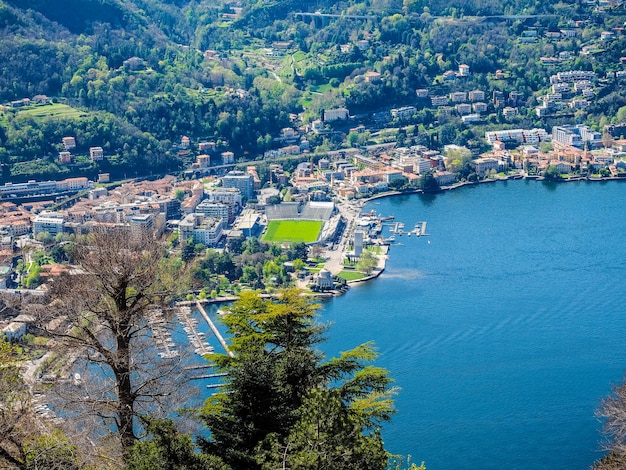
[319,180,626,469]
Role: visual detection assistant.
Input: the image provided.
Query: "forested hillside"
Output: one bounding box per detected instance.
[0,0,624,182]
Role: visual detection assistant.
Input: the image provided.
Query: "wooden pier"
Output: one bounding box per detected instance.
[195,299,234,358]
[190,372,228,381]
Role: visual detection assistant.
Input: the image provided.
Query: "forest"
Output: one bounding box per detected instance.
[1,0,626,182]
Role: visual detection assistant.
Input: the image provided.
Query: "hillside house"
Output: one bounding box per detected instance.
[62,136,76,150]
[90,147,104,161]
[59,151,72,164]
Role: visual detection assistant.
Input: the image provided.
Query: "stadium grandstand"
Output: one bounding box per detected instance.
[265,201,335,221]
[300,201,335,221]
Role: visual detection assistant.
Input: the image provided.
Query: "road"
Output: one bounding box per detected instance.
[321,198,364,275]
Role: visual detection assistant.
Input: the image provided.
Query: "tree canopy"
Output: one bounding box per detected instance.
[198,289,396,469]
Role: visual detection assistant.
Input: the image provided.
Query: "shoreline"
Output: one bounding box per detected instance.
[328,174,626,294]
[182,175,626,303]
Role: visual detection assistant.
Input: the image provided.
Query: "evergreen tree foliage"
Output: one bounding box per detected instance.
[128,417,230,470]
[199,289,396,470]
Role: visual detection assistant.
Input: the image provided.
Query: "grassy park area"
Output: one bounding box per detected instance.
[262,220,323,243]
[17,103,85,120]
[335,270,368,281]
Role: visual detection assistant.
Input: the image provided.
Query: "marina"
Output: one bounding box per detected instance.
[388,220,429,238]
[150,309,179,359]
[177,306,215,356]
[356,209,429,245]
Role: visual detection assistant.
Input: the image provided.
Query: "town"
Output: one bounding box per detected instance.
[4,0,626,466]
[1,104,625,306]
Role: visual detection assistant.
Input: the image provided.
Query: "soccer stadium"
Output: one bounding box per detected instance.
[261,201,343,245]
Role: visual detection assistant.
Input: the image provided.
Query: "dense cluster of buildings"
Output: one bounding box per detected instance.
[482,125,626,176]
[0,177,92,199]
[0,169,261,252]
[535,70,600,117]
[2,116,625,260]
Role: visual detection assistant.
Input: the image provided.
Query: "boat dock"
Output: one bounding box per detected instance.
[387,221,429,237]
[178,305,215,356]
[195,299,234,358]
[150,309,179,359]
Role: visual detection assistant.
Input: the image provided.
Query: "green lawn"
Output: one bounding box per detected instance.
[336,270,367,281]
[309,83,333,94]
[18,103,85,120]
[262,220,323,243]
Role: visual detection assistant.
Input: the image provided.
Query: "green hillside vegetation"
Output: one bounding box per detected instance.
[16,103,85,120]
[0,0,625,183]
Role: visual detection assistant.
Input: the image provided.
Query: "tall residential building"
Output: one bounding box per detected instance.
[196,200,230,225]
[128,214,154,241]
[552,125,601,149]
[221,171,255,199]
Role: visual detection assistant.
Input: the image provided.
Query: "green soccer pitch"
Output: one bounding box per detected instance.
[261,220,324,243]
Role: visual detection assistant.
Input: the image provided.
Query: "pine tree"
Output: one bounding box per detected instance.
[200,289,396,470]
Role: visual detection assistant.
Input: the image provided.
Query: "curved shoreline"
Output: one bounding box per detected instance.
[181,176,626,302]
[333,175,626,294]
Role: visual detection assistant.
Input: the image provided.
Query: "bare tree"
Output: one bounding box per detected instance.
[595,379,626,469]
[29,229,191,463]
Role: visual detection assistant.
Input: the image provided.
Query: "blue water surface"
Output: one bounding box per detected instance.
[319,180,626,469]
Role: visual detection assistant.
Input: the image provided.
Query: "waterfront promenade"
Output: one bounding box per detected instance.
[320,196,391,282]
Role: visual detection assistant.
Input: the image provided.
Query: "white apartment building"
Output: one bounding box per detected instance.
[196,200,230,225]
[90,147,104,161]
[485,128,549,145]
[391,106,417,119]
[323,108,349,122]
[551,70,596,83]
[414,158,432,174]
[178,213,223,247]
[552,125,601,148]
[431,95,448,106]
[33,211,65,237]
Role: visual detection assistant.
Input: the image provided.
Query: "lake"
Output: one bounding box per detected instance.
[319,180,626,469]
